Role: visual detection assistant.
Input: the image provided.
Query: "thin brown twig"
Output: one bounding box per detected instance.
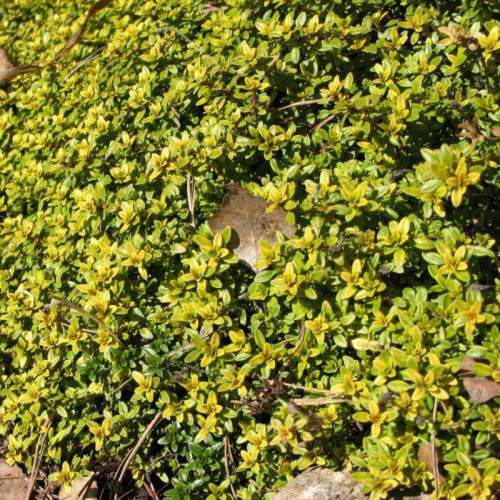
[116,333,209,390]
[441,401,477,430]
[54,0,115,60]
[275,334,302,345]
[226,434,237,476]
[59,320,98,334]
[25,411,56,500]
[310,113,335,132]
[224,435,238,500]
[116,378,132,392]
[166,333,210,358]
[143,480,160,500]
[284,323,306,365]
[432,397,440,495]
[52,296,123,346]
[156,25,194,45]
[116,489,134,500]
[113,411,163,500]
[278,98,330,111]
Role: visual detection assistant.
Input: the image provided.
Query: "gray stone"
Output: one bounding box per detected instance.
[271,468,431,500]
[271,468,365,500]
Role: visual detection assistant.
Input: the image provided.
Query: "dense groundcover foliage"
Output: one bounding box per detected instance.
[1,0,500,498]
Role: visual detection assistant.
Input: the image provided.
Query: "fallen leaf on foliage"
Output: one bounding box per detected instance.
[418,443,445,484]
[59,476,98,500]
[0,459,29,500]
[207,184,296,271]
[55,0,114,60]
[461,356,479,372]
[201,3,226,14]
[463,376,500,404]
[0,48,40,84]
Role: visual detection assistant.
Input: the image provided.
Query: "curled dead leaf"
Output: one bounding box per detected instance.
[418,443,445,485]
[463,376,500,404]
[0,459,29,500]
[55,0,114,60]
[207,184,296,271]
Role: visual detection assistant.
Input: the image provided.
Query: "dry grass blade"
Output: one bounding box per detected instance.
[290,396,344,406]
[187,173,196,227]
[156,25,194,45]
[224,435,238,500]
[310,113,335,132]
[283,323,306,368]
[142,481,159,500]
[55,0,114,61]
[166,333,210,358]
[60,320,98,334]
[278,97,329,111]
[432,398,440,496]
[113,412,163,500]
[24,411,56,500]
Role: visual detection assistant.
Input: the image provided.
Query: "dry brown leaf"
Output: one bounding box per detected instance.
[207,184,296,271]
[201,3,226,14]
[55,0,114,61]
[0,459,29,500]
[0,48,40,84]
[461,356,478,372]
[59,477,98,500]
[418,443,445,484]
[463,376,500,404]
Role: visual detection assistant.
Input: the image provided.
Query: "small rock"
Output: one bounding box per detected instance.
[271,468,432,500]
[271,468,365,500]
